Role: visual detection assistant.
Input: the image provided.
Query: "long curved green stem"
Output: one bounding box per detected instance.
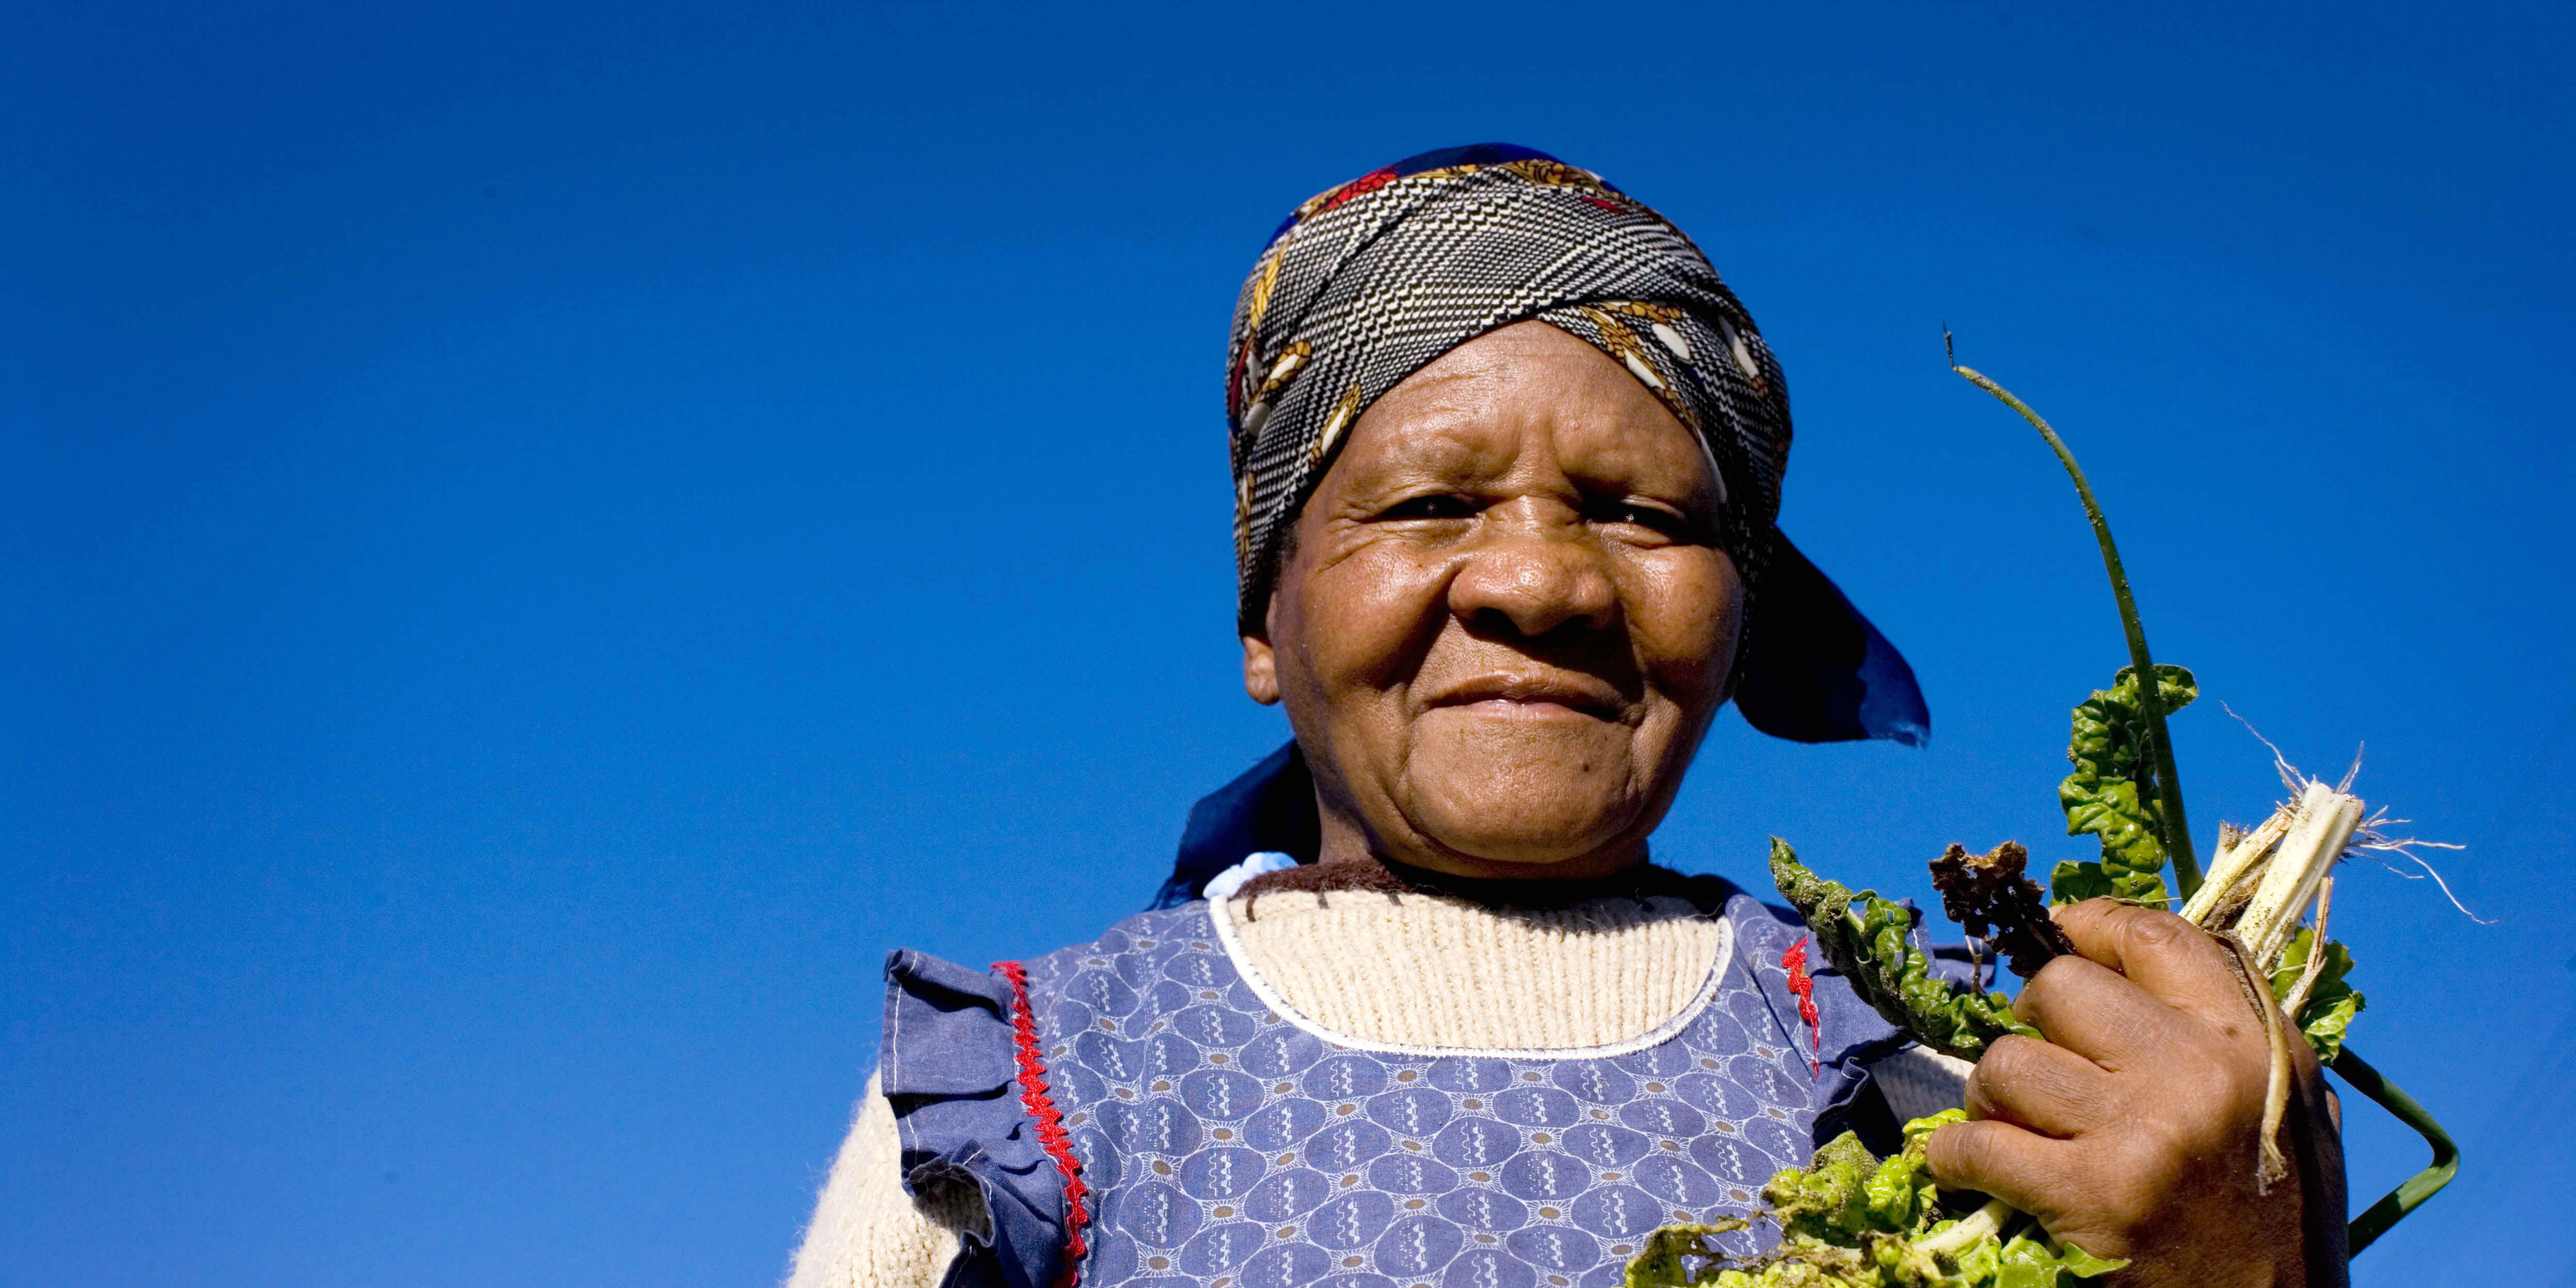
[2332,1046,2459,1253]
[1947,338,2202,898]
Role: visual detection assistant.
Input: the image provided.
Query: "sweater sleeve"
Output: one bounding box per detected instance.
[782,1073,988,1288]
[1867,1044,1975,1124]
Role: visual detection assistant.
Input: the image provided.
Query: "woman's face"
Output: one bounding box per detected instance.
[1244,320,1746,879]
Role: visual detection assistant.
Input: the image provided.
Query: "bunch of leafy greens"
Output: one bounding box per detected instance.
[1623,1112,2126,1288]
[1634,669,2197,1287]
[1624,348,2445,1287]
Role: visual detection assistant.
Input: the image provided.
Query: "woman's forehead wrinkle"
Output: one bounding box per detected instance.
[1351,392,1524,488]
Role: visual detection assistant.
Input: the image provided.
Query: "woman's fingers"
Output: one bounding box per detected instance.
[1964,1034,2119,1139]
[1920,1119,2083,1232]
[2010,952,2196,1071]
[2052,899,2259,1034]
[1921,900,2347,1283]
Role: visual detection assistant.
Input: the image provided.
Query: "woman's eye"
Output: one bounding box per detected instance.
[1379,494,1479,521]
[1598,502,1693,538]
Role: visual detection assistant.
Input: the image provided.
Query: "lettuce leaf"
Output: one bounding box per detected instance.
[2056,664,2197,907]
[2270,927,2367,1061]
[1625,1112,2125,1287]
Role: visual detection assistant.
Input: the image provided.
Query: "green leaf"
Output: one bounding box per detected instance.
[1767,1132,1880,1239]
[2056,665,2197,907]
[2047,860,2117,905]
[1993,1229,2130,1285]
[2052,1242,2130,1277]
[1950,1236,2003,1282]
[2270,928,2369,1061]
[2300,990,2365,1062]
[1622,1222,1744,1287]
[1902,1107,1967,1148]
[1996,1263,2058,1288]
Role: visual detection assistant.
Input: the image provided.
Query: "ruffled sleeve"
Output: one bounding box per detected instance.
[880,949,1068,1288]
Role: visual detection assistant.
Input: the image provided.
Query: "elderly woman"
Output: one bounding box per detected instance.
[786,146,2343,1288]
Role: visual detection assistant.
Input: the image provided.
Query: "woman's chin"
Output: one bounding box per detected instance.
[1397,760,1647,871]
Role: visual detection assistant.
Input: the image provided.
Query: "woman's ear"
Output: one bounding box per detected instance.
[1241,633,1280,705]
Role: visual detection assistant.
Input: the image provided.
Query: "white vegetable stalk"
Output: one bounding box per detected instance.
[1911,1197,2016,1257]
[2180,808,2293,925]
[2181,777,2363,973]
[2168,773,2368,1191]
[2235,782,2365,965]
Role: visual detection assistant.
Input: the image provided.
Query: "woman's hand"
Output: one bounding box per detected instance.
[1922,900,2348,1287]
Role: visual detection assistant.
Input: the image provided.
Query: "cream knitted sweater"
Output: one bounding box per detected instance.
[780,889,1967,1287]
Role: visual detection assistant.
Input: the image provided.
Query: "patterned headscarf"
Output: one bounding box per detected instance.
[1226,142,1790,633]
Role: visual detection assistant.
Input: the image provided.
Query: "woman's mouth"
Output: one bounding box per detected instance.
[1423,673,1626,722]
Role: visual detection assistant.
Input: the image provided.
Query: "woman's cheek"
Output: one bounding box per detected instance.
[1625,549,1739,697]
[1309,543,1454,690]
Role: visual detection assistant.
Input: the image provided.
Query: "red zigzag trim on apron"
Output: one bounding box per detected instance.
[993,960,1092,1288]
[1782,936,1823,1077]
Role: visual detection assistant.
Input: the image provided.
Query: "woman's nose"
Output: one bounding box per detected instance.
[1445,509,1618,639]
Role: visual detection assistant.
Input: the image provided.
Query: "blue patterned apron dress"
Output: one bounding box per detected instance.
[881,880,1905,1288]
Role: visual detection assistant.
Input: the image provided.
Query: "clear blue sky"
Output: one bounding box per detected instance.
[6,3,2569,1283]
